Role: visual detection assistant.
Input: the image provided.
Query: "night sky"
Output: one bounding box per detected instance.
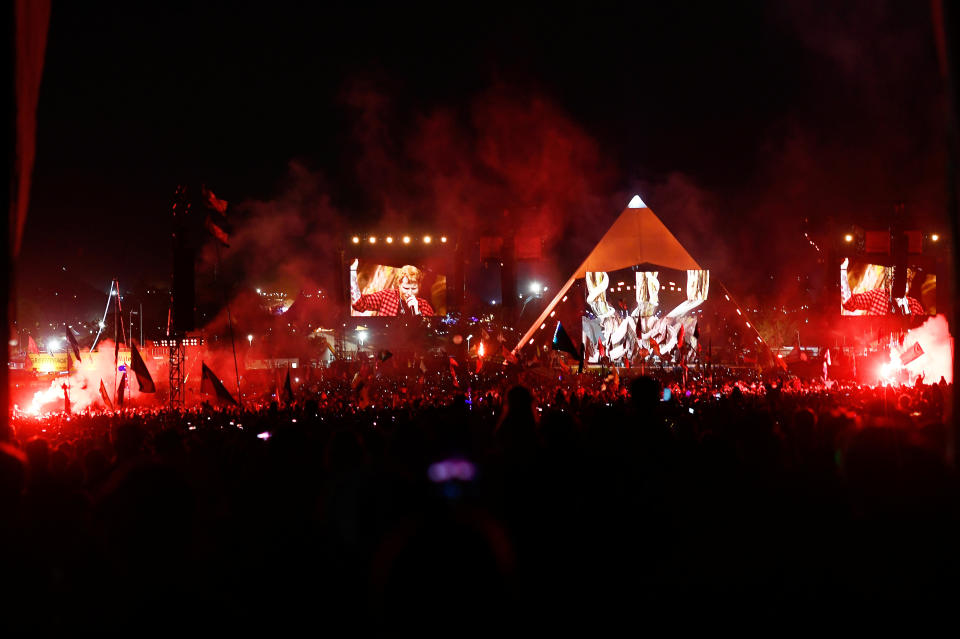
[18,1,948,320]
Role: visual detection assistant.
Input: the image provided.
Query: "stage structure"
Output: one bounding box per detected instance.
[168,185,196,408]
[513,195,775,369]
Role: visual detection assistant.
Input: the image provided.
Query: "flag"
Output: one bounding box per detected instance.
[351,363,370,389]
[824,348,832,366]
[205,215,230,247]
[201,362,239,406]
[676,323,685,352]
[202,185,231,246]
[65,327,81,362]
[283,367,294,404]
[449,356,460,387]
[99,379,114,411]
[27,335,39,354]
[420,358,428,374]
[552,322,581,360]
[650,340,661,358]
[130,342,156,392]
[202,185,228,214]
[116,373,127,406]
[899,342,924,365]
[377,349,393,362]
[502,345,519,365]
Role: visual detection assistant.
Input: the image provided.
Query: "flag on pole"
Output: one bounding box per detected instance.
[116,373,127,407]
[99,379,114,411]
[201,185,228,214]
[201,362,239,405]
[899,342,924,365]
[449,356,460,387]
[205,215,230,247]
[130,342,156,392]
[65,327,81,362]
[201,186,231,247]
[552,321,582,360]
[283,367,294,404]
[27,335,39,354]
[502,345,519,365]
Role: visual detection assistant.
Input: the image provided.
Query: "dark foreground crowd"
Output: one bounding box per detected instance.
[2,375,958,632]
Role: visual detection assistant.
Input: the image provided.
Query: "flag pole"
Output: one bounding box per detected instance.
[215,243,243,406]
[113,279,118,406]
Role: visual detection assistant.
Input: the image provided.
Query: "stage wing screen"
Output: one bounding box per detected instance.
[581,266,709,365]
[840,259,935,316]
[350,260,447,317]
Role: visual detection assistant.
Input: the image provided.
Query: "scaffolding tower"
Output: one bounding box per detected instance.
[168,338,185,408]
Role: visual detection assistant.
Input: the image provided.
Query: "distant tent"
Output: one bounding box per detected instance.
[514,195,772,366]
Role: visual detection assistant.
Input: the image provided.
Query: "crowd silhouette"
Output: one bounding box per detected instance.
[2,373,957,631]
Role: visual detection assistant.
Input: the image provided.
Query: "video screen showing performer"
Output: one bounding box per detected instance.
[582,266,709,365]
[840,257,935,316]
[350,259,447,317]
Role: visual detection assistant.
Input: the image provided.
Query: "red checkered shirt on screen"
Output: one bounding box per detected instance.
[843,288,924,316]
[352,288,435,317]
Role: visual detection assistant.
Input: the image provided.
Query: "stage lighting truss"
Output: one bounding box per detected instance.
[347,233,451,247]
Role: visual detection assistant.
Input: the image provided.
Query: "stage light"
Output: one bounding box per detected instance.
[386,236,393,243]
[369,236,376,243]
[530,282,541,294]
[247,334,253,346]
[99,321,106,329]
[256,288,261,294]
[441,236,447,243]
[423,236,432,243]
[402,235,411,244]
[352,236,360,244]
[931,233,940,242]
[844,234,853,243]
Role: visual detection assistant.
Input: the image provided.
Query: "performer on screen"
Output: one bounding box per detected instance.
[840,258,924,316]
[351,260,435,317]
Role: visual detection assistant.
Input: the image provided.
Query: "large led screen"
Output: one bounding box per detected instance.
[582,266,708,365]
[349,259,447,317]
[840,258,935,316]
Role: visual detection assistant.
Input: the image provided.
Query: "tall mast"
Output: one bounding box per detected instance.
[113,279,118,405]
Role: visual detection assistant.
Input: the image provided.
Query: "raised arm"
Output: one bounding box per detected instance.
[840,257,852,304]
[350,259,361,304]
